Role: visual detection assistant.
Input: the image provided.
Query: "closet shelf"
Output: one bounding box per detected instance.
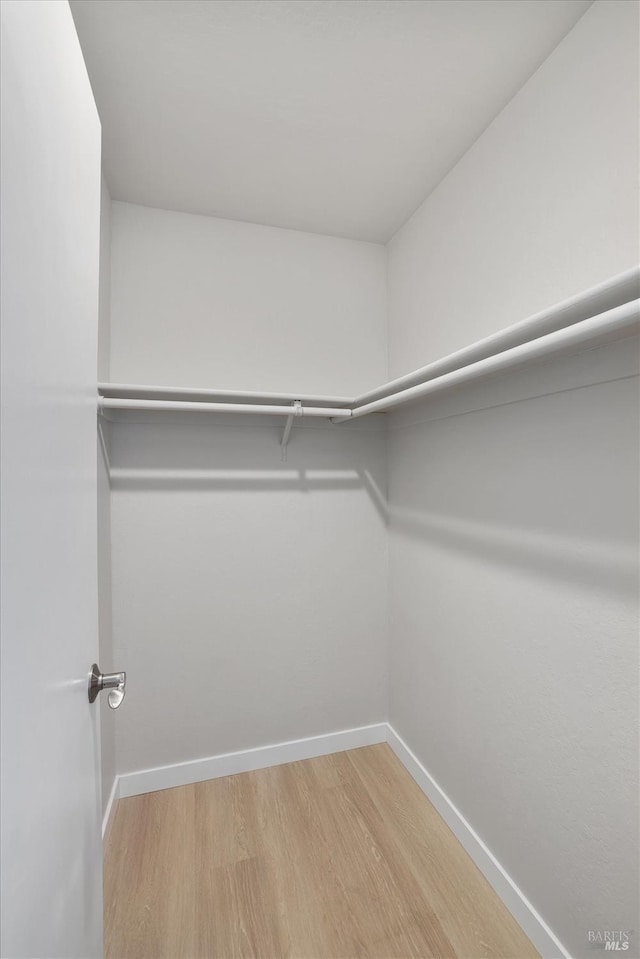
[98,266,639,427]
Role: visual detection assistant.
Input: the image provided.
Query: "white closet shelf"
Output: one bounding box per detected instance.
[98,266,639,427]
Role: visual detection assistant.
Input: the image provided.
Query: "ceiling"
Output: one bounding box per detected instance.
[71,0,592,243]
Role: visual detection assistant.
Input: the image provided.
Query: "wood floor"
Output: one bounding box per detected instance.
[104,744,538,959]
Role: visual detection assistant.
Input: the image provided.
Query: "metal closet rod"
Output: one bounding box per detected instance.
[98,383,355,406]
[351,265,640,408]
[97,267,639,422]
[332,297,640,422]
[98,397,352,418]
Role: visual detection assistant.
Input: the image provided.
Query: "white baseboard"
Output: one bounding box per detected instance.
[386,724,570,959]
[102,774,120,842]
[117,722,387,799]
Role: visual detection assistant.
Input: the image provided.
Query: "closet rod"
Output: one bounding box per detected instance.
[98,382,354,407]
[333,298,639,422]
[352,265,640,408]
[98,397,352,418]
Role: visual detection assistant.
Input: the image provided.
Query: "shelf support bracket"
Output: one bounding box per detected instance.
[281,401,302,459]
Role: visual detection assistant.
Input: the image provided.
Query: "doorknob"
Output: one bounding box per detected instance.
[88,664,126,709]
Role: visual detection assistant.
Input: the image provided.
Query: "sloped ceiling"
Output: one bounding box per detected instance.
[71,0,592,242]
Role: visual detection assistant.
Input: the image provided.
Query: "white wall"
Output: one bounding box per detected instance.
[109,414,388,774]
[97,177,116,821]
[98,177,111,382]
[97,427,115,818]
[110,202,387,395]
[386,2,639,956]
[106,205,389,774]
[387,0,639,378]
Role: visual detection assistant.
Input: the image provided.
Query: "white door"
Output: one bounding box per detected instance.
[0,2,103,956]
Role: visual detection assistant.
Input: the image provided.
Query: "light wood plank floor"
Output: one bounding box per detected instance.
[104,744,538,959]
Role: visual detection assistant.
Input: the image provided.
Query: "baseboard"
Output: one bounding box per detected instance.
[117,722,388,799]
[102,775,120,844]
[386,724,570,959]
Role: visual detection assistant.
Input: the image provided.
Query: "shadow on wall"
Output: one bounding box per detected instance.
[389,505,637,599]
[387,372,639,600]
[101,367,639,600]
[100,413,389,523]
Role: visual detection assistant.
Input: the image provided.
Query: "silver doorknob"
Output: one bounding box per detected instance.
[88,664,126,709]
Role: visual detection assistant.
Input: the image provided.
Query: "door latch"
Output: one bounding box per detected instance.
[88,664,126,709]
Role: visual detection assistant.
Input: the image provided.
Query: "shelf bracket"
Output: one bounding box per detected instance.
[281,400,302,459]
